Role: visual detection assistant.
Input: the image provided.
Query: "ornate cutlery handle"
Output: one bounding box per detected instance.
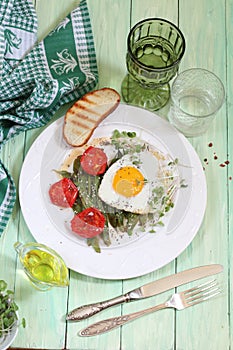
[79,303,166,336]
[66,294,131,321]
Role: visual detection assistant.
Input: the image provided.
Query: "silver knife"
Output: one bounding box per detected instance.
[66,264,223,321]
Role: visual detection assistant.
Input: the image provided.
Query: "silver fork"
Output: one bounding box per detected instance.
[79,279,221,337]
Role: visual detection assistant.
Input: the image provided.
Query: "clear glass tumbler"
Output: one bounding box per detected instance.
[121,18,186,111]
[168,68,225,137]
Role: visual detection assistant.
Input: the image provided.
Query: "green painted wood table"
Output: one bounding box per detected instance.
[0,0,232,349]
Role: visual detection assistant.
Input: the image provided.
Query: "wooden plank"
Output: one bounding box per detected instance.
[131,0,178,25]
[120,2,179,350]
[9,1,77,348]
[36,0,80,40]
[0,133,69,349]
[87,0,130,92]
[0,135,24,285]
[176,0,229,349]
[226,0,233,348]
[65,1,130,349]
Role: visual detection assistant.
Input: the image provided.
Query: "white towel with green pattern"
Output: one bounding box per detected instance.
[0,0,98,236]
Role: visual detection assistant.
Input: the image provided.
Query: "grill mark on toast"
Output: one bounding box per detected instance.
[70,102,105,117]
[82,95,97,104]
[68,109,100,123]
[69,117,95,130]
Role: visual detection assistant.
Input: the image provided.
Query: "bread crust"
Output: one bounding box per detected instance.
[63,88,120,147]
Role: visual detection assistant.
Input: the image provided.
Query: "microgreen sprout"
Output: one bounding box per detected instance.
[0,280,25,338]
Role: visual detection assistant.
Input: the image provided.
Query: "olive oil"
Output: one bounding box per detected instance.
[23,249,68,286]
[14,242,69,290]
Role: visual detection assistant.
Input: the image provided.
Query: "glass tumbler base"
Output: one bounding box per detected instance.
[121,74,170,112]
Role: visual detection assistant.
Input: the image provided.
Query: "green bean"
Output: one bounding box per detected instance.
[138,214,148,227]
[107,213,118,228]
[72,197,84,214]
[53,169,72,178]
[87,237,101,253]
[100,225,111,246]
[116,211,124,227]
[73,156,81,174]
[126,213,140,235]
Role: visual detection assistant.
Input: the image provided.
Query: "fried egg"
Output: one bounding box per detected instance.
[98,151,163,214]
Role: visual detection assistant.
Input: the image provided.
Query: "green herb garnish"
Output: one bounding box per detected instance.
[0,280,25,338]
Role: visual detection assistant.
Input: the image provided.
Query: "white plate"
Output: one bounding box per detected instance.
[19,104,207,280]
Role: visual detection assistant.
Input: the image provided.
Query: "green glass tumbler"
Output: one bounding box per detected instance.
[121,18,186,111]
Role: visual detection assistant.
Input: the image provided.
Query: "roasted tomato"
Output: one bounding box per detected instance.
[49,178,78,208]
[71,207,106,238]
[80,146,107,176]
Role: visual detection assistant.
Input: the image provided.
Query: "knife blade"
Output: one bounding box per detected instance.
[66,264,223,321]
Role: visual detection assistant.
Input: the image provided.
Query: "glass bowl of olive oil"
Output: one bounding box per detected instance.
[14,242,69,291]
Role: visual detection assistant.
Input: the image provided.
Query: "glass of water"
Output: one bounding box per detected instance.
[168,68,225,137]
[121,18,186,111]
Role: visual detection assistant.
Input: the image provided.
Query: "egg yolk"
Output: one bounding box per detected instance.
[112,166,144,197]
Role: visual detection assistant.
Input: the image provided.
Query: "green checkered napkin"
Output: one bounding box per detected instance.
[0,0,98,236]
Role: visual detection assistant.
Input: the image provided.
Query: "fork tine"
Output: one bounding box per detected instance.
[184,279,217,297]
[188,289,221,307]
[184,279,221,307]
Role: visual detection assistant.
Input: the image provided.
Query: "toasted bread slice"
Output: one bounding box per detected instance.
[63,88,120,147]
